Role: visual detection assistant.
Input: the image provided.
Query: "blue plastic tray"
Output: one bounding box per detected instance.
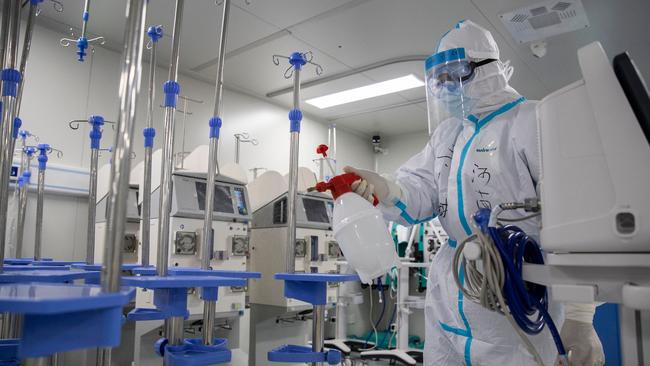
[0,283,135,358]
[0,270,99,284]
[132,267,261,279]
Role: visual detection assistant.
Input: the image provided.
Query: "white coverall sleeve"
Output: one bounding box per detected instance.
[380,133,440,226]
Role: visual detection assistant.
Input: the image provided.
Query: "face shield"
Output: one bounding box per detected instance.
[425,47,496,134]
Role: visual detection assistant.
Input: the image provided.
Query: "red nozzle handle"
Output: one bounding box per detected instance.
[314,172,379,206]
[316,144,329,157]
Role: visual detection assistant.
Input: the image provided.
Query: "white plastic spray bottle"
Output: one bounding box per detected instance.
[314,173,399,284]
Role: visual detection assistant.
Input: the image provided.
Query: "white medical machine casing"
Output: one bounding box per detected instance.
[538,42,650,253]
[139,146,252,316]
[248,169,341,310]
[94,162,141,264]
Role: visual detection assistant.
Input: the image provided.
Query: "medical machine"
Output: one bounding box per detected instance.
[247,169,342,310]
[94,162,141,264]
[522,41,650,365]
[139,153,252,316]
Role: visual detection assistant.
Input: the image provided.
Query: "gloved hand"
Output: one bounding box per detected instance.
[554,319,605,366]
[343,166,403,206]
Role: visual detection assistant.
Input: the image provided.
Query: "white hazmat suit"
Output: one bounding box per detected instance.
[345,20,604,366]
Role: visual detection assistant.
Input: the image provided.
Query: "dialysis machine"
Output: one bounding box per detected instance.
[247,169,343,366]
[248,169,341,309]
[133,146,253,364]
[523,42,650,365]
[94,162,141,264]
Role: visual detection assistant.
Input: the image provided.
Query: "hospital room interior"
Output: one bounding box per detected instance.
[0,0,647,365]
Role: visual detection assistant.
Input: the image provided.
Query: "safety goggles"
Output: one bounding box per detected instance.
[432,58,497,86]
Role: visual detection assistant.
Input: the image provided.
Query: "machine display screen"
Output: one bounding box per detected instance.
[302,198,330,224]
[233,187,248,215]
[195,182,235,214]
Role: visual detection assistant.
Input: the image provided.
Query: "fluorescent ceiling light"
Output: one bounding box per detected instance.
[305,74,424,109]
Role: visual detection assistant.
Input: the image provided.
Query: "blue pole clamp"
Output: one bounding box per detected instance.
[288,52,307,70]
[12,117,22,139]
[19,130,29,140]
[143,127,156,148]
[147,25,163,43]
[18,171,32,188]
[1,69,21,97]
[289,109,302,133]
[88,115,104,150]
[37,144,49,171]
[25,147,36,157]
[208,117,222,139]
[76,37,89,62]
[163,81,180,108]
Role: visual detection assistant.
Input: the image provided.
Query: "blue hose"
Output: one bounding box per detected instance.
[486,224,567,357]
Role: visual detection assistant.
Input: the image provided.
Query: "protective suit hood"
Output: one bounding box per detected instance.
[436,20,521,114]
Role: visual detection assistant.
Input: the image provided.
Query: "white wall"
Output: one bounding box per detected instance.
[375,131,429,175]
[11,23,374,260]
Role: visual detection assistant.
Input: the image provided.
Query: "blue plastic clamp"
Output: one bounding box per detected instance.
[18,130,28,140]
[16,176,24,188]
[288,109,302,133]
[208,117,222,139]
[1,69,21,97]
[143,127,156,148]
[89,115,104,149]
[164,338,231,366]
[24,147,35,157]
[89,129,102,149]
[288,52,307,70]
[82,11,89,22]
[21,171,31,186]
[147,25,163,43]
[163,80,181,108]
[12,118,21,139]
[37,144,49,171]
[268,345,341,365]
[77,37,88,62]
[154,338,168,357]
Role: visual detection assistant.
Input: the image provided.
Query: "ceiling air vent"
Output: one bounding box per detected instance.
[552,2,572,11]
[499,0,590,44]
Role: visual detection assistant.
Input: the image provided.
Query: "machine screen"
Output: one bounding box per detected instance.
[233,187,248,215]
[303,198,330,224]
[196,182,235,214]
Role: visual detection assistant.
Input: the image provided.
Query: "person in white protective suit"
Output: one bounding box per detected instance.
[344,20,605,366]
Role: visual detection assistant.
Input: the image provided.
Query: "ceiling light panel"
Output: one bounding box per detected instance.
[305,74,424,109]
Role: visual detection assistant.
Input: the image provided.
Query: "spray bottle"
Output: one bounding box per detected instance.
[312,173,399,284]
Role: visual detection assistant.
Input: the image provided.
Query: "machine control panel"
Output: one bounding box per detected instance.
[252,192,332,230]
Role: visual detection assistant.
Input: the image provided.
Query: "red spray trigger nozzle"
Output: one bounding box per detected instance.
[316,144,329,157]
[314,173,379,206]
